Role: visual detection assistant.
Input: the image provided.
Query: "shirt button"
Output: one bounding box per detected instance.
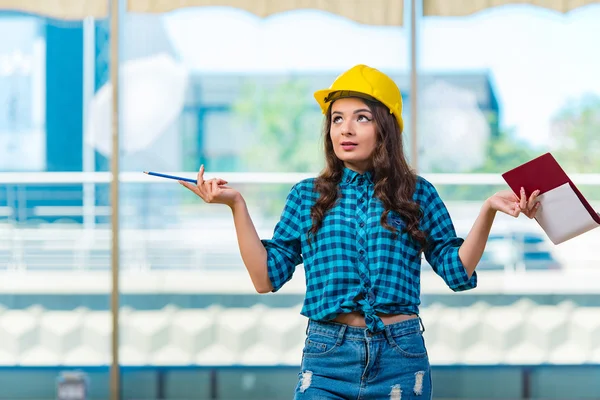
[359,198,364,203]
[359,249,365,255]
[367,292,376,303]
[359,222,365,228]
[358,178,364,184]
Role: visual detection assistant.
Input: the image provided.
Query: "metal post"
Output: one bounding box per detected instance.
[522,366,532,399]
[82,16,96,232]
[410,0,419,172]
[210,369,218,399]
[109,0,121,399]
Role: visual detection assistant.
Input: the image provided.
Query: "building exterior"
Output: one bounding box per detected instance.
[0,13,499,226]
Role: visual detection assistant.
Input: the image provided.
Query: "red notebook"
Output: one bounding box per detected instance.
[502,153,600,244]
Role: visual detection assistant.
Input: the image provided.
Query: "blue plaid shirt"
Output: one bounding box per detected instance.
[261,168,477,332]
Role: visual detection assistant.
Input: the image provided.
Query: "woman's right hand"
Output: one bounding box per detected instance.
[179,165,242,208]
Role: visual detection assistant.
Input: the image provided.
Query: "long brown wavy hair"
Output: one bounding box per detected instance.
[309,96,428,250]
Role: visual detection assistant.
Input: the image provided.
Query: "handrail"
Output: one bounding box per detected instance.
[0,171,600,185]
[1,172,598,275]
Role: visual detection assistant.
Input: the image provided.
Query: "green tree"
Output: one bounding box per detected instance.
[551,94,600,173]
[439,92,600,202]
[550,93,600,199]
[232,78,324,173]
[231,78,325,216]
[436,129,542,201]
[471,128,541,173]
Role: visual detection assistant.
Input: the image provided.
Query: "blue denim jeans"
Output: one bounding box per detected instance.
[294,317,432,400]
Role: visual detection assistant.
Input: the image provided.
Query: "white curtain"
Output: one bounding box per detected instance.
[127,0,405,26]
[0,0,108,19]
[423,0,599,16]
[3,0,597,22]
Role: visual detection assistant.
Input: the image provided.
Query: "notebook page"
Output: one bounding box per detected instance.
[535,182,600,244]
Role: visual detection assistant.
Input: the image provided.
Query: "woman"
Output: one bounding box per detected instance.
[180,64,540,399]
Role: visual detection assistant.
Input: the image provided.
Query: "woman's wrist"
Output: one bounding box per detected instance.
[482,197,497,215]
[228,192,245,211]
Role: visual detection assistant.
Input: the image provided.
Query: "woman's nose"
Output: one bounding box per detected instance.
[341,122,353,135]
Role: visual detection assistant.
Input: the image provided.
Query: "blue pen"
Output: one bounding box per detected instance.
[143,171,197,184]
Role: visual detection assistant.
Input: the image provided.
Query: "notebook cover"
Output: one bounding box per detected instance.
[502,153,600,224]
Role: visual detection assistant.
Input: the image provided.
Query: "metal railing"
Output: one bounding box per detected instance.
[1,171,599,184]
[1,172,599,273]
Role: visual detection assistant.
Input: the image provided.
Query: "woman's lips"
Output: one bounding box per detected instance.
[341,142,357,151]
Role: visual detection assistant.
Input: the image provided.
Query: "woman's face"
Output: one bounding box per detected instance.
[329,97,377,174]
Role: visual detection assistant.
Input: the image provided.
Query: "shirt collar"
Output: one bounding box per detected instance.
[342,167,374,185]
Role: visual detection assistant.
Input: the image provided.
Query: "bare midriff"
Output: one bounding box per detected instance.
[332,311,418,327]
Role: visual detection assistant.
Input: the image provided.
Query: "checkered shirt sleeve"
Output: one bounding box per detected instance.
[420,179,477,291]
[261,184,304,292]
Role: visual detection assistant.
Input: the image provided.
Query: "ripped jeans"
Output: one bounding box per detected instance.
[294,317,432,400]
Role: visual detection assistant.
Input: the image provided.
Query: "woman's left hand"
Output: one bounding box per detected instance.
[486,187,541,219]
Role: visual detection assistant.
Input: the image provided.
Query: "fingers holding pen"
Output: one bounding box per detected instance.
[179,165,232,204]
[197,164,205,188]
[178,164,207,200]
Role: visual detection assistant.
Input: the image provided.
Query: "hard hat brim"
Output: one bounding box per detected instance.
[313,89,404,133]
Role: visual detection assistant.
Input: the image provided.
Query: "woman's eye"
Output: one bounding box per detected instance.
[357,115,372,122]
[333,116,342,124]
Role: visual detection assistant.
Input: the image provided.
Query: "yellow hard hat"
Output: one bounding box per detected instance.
[314,64,404,132]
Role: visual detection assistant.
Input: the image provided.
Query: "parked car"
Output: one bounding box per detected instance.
[422,229,562,272]
[477,231,562,271]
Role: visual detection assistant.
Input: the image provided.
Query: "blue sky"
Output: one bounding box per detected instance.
[161,4,600,147]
